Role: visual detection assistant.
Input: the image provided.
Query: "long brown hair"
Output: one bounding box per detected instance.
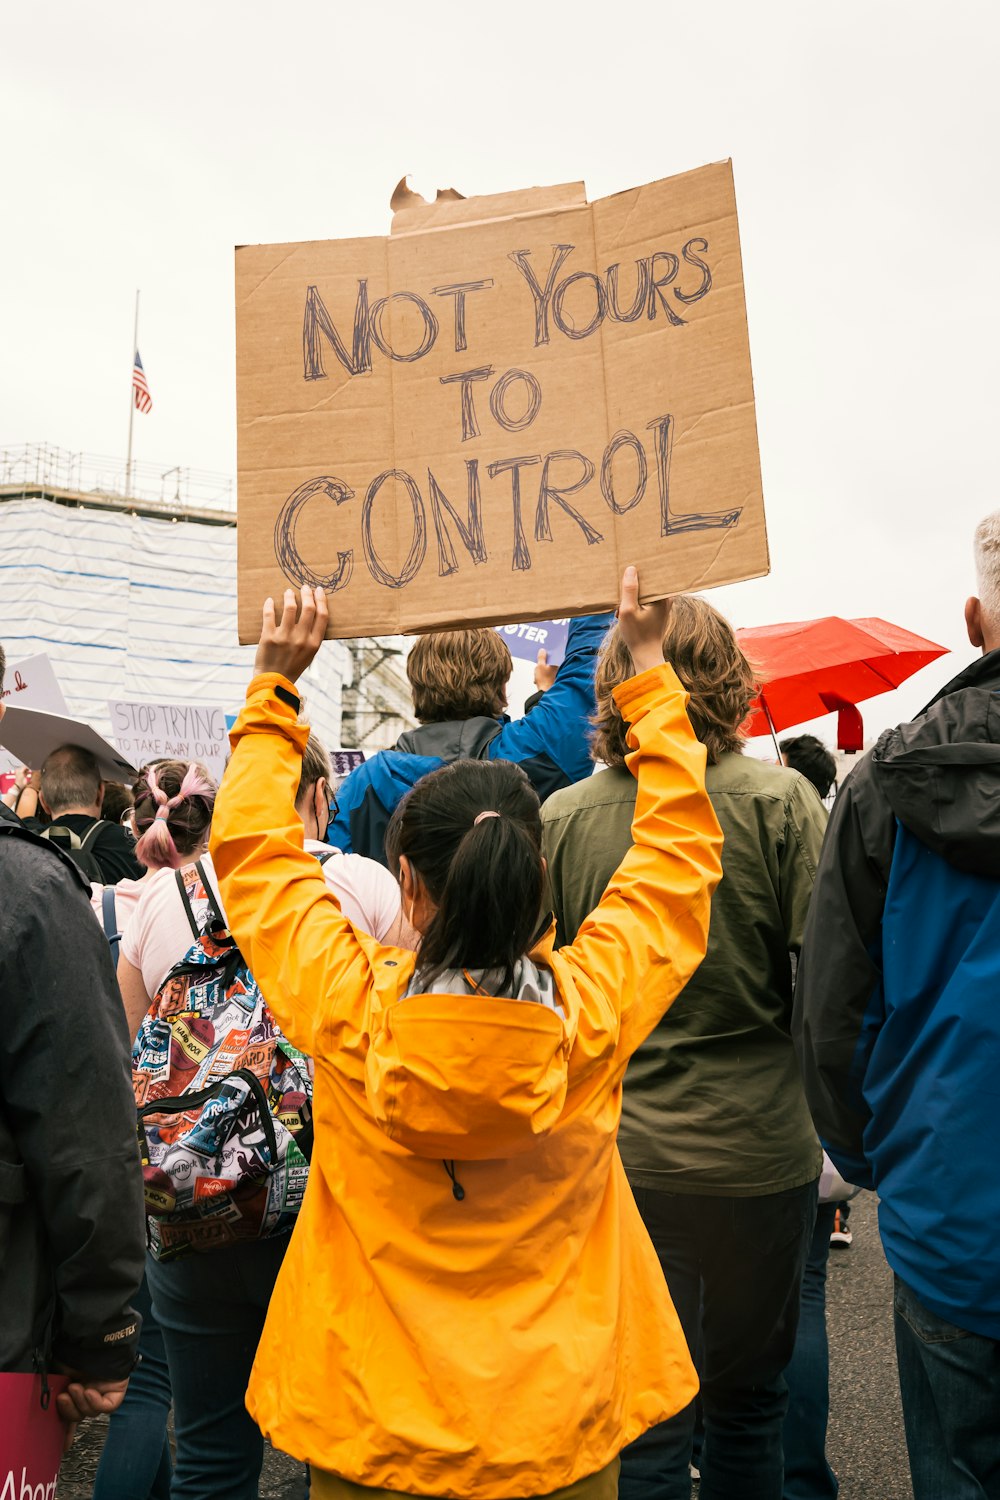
[591,595,759,766]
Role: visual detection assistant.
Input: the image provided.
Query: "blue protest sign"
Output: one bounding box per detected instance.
[495,619,570,665]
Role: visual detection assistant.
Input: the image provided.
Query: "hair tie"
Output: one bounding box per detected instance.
[474,810,501,826]
[154,804,172,822]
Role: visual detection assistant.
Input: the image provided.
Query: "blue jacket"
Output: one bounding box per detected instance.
[794,651,1000,1337]
[329,613,613,865]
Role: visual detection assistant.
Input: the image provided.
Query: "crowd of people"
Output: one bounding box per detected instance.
[1,522,998,1500]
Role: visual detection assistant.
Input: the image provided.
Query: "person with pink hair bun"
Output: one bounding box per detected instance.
[133,761,217,872]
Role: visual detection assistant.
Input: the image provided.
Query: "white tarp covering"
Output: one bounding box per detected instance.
[0,496,348,765]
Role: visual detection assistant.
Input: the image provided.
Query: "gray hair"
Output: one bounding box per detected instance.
[974,510,1000,623]
[40,745,102,814]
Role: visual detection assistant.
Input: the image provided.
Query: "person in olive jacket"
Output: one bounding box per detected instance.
[0,645,146,1445]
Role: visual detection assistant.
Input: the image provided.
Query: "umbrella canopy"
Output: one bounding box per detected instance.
[737,616,949,744]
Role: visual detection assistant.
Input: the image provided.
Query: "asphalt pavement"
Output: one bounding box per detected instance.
[57,1191,911,1499]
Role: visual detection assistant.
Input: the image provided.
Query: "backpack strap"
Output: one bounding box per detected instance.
[316,849,336,867]
[101,885,118,939]
[195,859,225,927]
[175,868,201,940]
[41,824,81,851]
[101,885,122,967]
[79,820,106,852]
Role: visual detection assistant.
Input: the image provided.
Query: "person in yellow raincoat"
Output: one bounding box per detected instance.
[209,569,724,1500]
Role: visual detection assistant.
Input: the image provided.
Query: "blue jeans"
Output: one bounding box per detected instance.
[147,1234,294,1500]
[93,1274,173,1500]
[893,1275,1000,1499]
[782,1201,838,1499]
[619,1181,817,1500]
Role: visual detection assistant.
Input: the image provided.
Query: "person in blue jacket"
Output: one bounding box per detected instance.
[329,613,612,864]
[794,511,1000,1500]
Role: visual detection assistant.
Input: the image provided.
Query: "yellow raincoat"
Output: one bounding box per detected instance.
[211,662,723,1499]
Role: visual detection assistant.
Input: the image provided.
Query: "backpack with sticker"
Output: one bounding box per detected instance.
[131,859,320,1262]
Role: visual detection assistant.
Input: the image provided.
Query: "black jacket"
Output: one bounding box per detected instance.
[0,802,145,1376]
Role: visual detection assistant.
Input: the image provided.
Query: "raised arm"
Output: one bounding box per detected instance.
[559,572,723,1071]
[492,612,615,796]
[209,589,389,1056]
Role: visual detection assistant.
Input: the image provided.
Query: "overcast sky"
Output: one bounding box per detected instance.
[3,1,997,739]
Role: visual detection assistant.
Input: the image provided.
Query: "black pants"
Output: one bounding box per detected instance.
[619,1180,817,1500]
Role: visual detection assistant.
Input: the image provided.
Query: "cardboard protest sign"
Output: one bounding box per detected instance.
[496,618,570,665]
[0,706,135,782]
[109,700,230,780]
[235,159,767,642]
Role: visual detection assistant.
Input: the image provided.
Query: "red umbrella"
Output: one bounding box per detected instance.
[737,616,949,753]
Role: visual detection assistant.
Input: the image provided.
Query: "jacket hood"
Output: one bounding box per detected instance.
[394,717,502,762]
[364,956,572,1160]
[363,749,444,809]
[871,649,1000,877]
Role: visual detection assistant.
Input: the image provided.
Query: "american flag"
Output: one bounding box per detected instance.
[132,350,153,414]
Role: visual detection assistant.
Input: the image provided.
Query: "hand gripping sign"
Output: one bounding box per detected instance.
[234,161,768,642]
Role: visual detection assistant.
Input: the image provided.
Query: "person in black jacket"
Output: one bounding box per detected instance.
[0,644,146,1447]
[33,744,143,883]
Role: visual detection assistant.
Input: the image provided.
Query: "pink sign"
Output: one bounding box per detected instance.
[0,1372,69,1498]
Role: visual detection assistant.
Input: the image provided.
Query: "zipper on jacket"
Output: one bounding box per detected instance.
[32,1347,51,1410]
[442,1160,466,1201]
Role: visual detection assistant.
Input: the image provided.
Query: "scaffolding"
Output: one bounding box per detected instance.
[0,443,415,751]
[0,442,235,518]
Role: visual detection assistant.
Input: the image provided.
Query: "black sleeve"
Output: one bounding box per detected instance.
[93,821,144,883]
[792,755,896,1187]
[0,843,145,1377]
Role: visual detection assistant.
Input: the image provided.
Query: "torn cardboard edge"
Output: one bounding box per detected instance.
[389,179,588,237]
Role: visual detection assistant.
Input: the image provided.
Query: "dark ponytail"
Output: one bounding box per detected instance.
[385,759,544,992]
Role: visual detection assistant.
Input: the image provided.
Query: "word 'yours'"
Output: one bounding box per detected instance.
[302,239,713,377]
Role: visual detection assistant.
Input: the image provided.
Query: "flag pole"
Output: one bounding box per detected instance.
[126,289,139,496]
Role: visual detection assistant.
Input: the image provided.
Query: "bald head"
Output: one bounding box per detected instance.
[40,745,103,818]
[966,511,1000,654]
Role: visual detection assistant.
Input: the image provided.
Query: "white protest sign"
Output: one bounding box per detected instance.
[329,749,366,778]
[0,655,71,772]
[108,700,230,780]
[495,618,570,666]
[0,654,70,715]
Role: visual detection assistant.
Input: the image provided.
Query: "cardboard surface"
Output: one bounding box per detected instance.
[108,700,230,780]
[0,706,137,781]
[235,161,768,642]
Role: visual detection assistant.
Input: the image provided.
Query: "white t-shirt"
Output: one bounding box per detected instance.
[120,842,400,1000]
[90,876,151,935]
